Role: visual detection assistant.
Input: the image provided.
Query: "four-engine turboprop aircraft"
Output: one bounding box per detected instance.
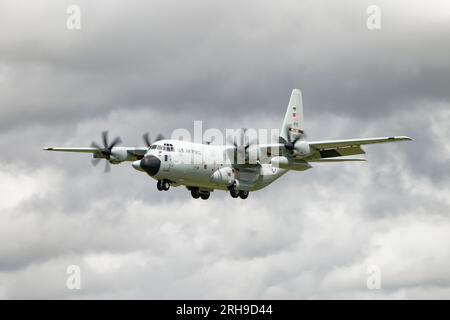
[44,89,412,200]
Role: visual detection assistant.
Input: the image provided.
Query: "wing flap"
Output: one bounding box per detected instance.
[309,158,367,162]
[319,145,366,158]
[310,136,412,149]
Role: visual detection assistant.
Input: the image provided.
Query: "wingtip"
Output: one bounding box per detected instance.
[391,136,413,141]
[43,147,53,151]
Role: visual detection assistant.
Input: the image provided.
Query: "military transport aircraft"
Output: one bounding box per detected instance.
[44,89,411,200]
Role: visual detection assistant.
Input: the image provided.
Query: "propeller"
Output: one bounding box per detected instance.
[142,132,165,147]
[90,131,122,173]
[280,126,304,153]
[227,128,258,163]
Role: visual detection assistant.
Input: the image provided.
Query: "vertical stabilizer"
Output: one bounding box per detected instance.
[280,89,305,143]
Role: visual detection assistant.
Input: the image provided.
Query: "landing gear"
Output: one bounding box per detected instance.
[188,187,211,200]
[157,179,170,191]
[162,180,170,191]
[228,183,239,198]
[228,182,249,199]
[200,192,210,200]
[239,190,249,199]
[191,189,200,199]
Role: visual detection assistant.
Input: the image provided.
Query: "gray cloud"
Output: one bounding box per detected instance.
[0,0,449,299]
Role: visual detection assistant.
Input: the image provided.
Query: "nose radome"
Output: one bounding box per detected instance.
[140,155,161,176]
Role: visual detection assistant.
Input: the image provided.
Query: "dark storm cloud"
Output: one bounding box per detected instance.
[0,0,449,299]
[1,0,449,130]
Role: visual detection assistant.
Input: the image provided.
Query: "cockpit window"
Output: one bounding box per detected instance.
[162,143,174,152]
[151,143,174,152]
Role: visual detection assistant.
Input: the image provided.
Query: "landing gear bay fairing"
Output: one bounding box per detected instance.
[44,89,411,200]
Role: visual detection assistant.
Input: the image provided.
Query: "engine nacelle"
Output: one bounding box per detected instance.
[109,147,137,164]
[294,141,311,157]
[211,167,235,186]
[270,156,289,168]
[270,156,312,171]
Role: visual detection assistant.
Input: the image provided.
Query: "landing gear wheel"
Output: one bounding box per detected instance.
[239,190,249,199]
[200,192,210,200]
[191,189,200,199]
[157,180,163,191]
[162,180,170,191]
[229,187,239,198]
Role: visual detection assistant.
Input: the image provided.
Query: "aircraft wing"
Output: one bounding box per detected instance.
[309,136,412,149]
[44,147,99,153]
[44,147,149,158]
[307,136,412,159]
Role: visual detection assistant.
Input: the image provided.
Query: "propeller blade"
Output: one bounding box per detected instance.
[91,141,102,150]
[104,161,111,173]
[226,135,235,147]
[240,128,247,146]
[108,136,122,149]
[143,132,151,147]
[155,134,165,141]
[282,127,303,152]
[285,126,292,143]
[102,131,109,148]
[292,135,301,145]
[245,138,258,150]
[91,158,101,167]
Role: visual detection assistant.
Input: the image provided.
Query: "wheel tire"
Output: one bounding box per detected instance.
[230,188,239,198]
[191,189,200,199]
[239,191,249,199]
[157,180,163,191]
[162,180,170,191]
[200,192,210,200]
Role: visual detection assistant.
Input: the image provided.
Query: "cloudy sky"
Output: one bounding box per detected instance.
[0,0,449,299]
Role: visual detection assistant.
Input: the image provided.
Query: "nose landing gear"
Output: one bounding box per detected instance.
[157,179,170,191]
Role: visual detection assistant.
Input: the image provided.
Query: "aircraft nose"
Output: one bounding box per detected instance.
[140,155,161,176]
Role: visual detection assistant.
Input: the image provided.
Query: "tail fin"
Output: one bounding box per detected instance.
[280,89,305,142]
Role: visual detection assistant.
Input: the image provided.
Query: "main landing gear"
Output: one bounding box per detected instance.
[190,187,210,200]
[191,189,200,199]
[238,190,249,199]
[228,183,249,199]
[157,179,170,191]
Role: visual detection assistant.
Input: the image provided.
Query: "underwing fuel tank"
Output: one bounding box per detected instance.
[210,167,235,186]
[270,156,312,171]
